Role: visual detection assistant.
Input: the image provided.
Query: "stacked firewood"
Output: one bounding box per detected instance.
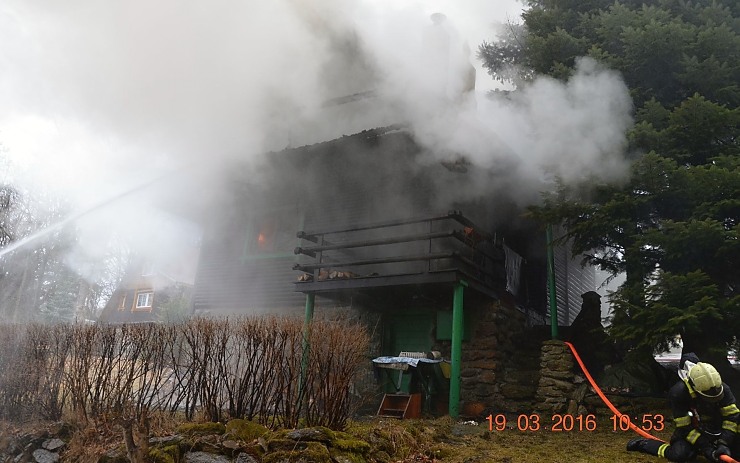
[297,269,359,281]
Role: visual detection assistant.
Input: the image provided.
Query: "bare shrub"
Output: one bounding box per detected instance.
[258,316,303,429]
[25,323,70,420]
[169,316,305,427]
[91,324,176,462]
[224,316,289,422]
[168,317,229,421]
[224,316,267,419]
[61,323,178,462]
[304,319,370,429]
[0,315,372,434]
[0,323,70,420]
[65,323,98,425]
[0,324,30,419]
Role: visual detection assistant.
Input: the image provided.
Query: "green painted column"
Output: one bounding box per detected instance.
[299,292,315,411]
[449,280,467,418]
[546,225,559,339]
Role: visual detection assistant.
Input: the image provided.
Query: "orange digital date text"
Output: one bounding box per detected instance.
[486,413,665,432]
[486,413,597,432]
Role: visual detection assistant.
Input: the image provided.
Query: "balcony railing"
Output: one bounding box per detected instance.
[293,211,505,293]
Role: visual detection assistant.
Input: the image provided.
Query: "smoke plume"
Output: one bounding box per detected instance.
[0,0,632,315]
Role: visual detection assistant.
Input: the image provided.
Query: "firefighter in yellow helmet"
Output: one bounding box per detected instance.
[627,354,740,462]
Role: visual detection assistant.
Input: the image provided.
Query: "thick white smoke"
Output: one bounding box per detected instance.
[407,57,633,205]
[0,0,632,298]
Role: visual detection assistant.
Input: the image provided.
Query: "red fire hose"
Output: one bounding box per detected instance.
[564,341,738,463]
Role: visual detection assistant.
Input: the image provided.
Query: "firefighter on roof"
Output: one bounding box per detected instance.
[627,354,740,462]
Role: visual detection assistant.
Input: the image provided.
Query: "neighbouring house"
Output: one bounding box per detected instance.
[98,245,199,324]
[98,269,192,324]
[96,206,202,325]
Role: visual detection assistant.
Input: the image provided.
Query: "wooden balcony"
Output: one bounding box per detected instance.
[293,211,506,300]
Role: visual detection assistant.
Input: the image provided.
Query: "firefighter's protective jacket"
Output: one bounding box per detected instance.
[669,379,740,447]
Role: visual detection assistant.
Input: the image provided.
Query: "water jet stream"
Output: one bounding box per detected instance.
[0,169,186,260]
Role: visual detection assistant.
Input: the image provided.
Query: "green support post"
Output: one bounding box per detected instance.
[299,292,315,413]
[449,280,467,418]
[546,225,559,339]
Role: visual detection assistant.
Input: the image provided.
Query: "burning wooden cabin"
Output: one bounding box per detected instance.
[191,124,596,417]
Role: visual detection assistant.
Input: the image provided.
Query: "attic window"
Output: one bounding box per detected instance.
[134,291,153,311]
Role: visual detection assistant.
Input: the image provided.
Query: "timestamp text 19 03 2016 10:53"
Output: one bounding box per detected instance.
[486,414,666,433]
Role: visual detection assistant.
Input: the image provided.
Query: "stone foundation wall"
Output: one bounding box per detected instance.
[536,340,577,414]
[433,300,541,416]
[536,340,611,416]
[535,340,670,418]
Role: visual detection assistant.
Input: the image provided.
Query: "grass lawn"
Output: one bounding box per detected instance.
[2,412,677,463]
[443,425,669,462]
[346,413,673,463]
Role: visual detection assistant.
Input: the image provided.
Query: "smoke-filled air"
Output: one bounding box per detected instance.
[0,0,633,321]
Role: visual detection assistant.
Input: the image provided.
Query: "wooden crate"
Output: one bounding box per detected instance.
[377,393,421,419]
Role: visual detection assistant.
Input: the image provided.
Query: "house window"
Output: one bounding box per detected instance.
[134,291,153,311]
[255,219,277,252]
[244,211,299,257]
[117,294,127,311]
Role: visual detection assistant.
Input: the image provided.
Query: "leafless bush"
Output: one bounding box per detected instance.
[223,317,300,424]
[172,317,231,422]
[25,323,70,420]
[167,316,305,427]
[104,323,176,462]
[304,319,370,429]
[66,323,98,424]
[70,323,178,462]
[256,316,303,429]
[0,323,70,420]
[0,324,30,419]
[0,315,371,433]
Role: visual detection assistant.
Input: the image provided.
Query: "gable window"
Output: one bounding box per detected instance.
[134,291,153,311]
[117,294,127,311]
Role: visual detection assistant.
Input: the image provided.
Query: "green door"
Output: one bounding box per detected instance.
[384,310,435,356]
[382,310,435,393]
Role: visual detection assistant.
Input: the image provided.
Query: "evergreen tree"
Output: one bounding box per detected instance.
[480,0,740,379]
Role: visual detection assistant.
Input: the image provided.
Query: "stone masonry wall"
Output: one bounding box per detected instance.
[536,340,576,414]
[433,300,539,416]
[536,340,670,418]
